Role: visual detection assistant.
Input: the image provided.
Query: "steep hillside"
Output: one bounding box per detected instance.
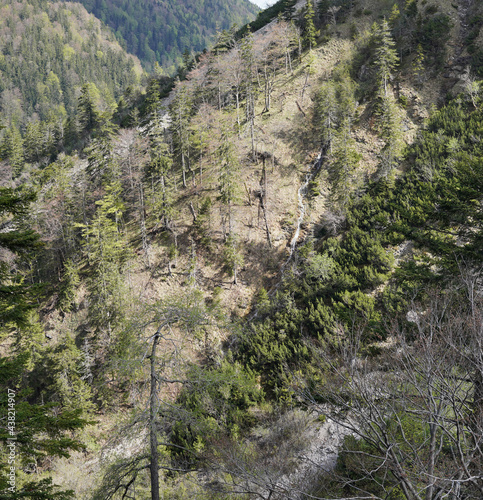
[67,0,259,72]
[2,0,483,498]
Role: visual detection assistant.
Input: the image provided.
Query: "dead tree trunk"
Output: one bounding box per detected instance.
[150,332,160,500]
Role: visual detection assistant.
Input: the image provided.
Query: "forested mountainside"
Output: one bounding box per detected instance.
[2,0,483,498]
[67,0,259,72]
[0,0,145,178]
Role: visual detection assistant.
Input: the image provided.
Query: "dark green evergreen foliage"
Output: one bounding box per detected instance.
[329,122,362,203]
[84,121,119,186]
[0,188,41,328]
[140,76,174,120]
[415,12,452,65]
[238,98,483,399]
[376,93,404,177]
[27,334,95,416]
[0,354,88,499]
[78,183,131,334]
[31,154,87,286]
[170,82,194,188]
[67,0,258,72]
[237,0,297,36]
[0,127,25,177]
[171,359,264,463]
[0,189,88,498]
[77,83,103,137]
[346,3,453,87]
[372,18,399,95]
[23,120,58,165]
[238,297,330,398]
[302,0,318,50]
[465,6,483,77]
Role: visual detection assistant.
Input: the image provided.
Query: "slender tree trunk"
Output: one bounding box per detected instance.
[260,163,272,247]
[139,185,150,268]
[228,201,233,237]
[150,332,160,500]
[250,111,255,161]
[161,175,169,230]
[181,152,187,188]
[264,66,270,112]
[236,89,241,137]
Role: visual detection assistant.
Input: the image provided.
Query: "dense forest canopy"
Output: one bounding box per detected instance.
[65,0,259,72]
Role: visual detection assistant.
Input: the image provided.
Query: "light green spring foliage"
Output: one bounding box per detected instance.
[0,0,141,128]
[78,183,131,333]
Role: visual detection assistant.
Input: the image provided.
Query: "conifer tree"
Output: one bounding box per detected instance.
[303,0,317,51]
[412,43,425,86]
[0,355,87,499]
[24,121,45,164]
[373,19,399,96]
[378,93,404,177]
[147,110,174,231]
[0,188,87,499]
[224,232,244,285]
[218,130,240,236]
[170,82,192,188]
[2,127,25,178]
[79,182,130,339]
[35,334,95,416]
[240,30,256,159]
[0,187,40,329]
[330,119,361,206]
[282,0,296,20]
[389,3,400,27]
[189,109,211,182]
[336,74,357,130]
[316,81,338,152]
[39,154,81,269]
[85,114,119,189]
[77,83,102,137]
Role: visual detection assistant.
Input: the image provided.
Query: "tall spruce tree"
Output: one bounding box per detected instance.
[373,19,399,96]
[303,0,317,51]
[170,82,192,189]
[0,188,40,328]
[79,182,130,340]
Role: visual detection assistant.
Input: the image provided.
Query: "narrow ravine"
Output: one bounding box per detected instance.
[282,143,328,271]
[248,144,327,320]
